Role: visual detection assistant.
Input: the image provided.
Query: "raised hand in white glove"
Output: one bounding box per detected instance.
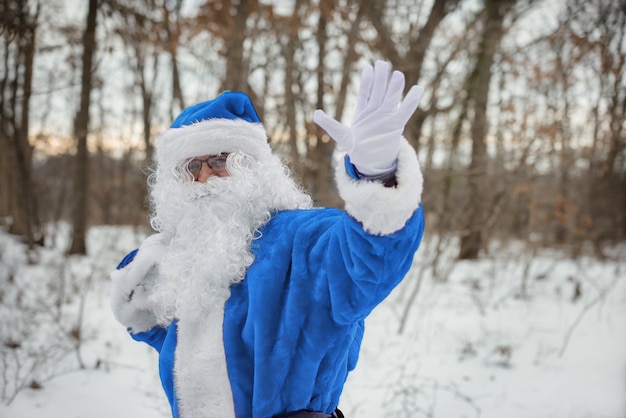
[110,233,168,333]
[313,60,424,176]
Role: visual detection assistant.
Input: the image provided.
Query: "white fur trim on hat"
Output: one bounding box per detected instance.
[156,118,271,167]
[336,138,423,235]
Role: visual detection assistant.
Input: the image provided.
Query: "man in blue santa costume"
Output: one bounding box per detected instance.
[110,61,425,418]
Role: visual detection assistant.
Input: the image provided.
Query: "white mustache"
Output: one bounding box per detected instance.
[187,177,230,200]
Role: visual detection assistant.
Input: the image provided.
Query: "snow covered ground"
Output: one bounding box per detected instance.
[0,225,624,418]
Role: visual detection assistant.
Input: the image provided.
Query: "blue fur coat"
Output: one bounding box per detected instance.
[123,205,423,417]
[113,139,425,418]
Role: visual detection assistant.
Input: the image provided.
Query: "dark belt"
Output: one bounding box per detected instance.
[273,409,344,418]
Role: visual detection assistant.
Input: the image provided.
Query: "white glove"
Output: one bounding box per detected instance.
[313,60,424,176]
[110,233,168,333]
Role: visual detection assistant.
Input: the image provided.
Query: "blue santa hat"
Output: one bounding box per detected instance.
[155,91,271,167]
[170,91,262,127]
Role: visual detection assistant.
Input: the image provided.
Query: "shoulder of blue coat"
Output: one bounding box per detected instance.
[252,208,347,252]
[264,208,344,226]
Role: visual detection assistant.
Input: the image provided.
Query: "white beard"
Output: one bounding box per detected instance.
[146,151,312,418]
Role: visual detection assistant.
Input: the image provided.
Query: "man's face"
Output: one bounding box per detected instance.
[186,154,230,182]
[149,149,312,240]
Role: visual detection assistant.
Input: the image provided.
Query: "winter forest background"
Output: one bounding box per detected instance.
[1,0,625,417]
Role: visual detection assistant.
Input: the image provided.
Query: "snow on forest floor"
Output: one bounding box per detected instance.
[0,225,624,418]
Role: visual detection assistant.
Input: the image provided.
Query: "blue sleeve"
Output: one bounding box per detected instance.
[344,155,360,180]
[317,206,424,324]
[131,322,179,418]
[344,155,397,187]
[116,249,138,270]
[130,326,169,352]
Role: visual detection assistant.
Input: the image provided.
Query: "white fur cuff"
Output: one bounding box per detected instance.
[110,268,159,333]
[335,138,423,235]
[109,234,168,333]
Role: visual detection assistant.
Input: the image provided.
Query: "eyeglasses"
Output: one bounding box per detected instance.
[186,154,229,177]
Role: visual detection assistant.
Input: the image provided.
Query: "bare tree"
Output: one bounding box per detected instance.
[0,0,41,249]
[298,2,359,200]
[194,0,259,96]
[69,0,98,255]
[308,0,343,207]
[459,0,517,260]
[568,0,626,244]
[107,0,164,165]
[365,0,461,151]
[280,0,305,177]
[162,0,186,115]
[222,0,256,92]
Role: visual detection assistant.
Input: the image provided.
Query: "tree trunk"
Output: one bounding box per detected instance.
[222,0,251,92]
[333,0,367,123]
[404,0,460,151]
[0,1,40,248]
[459,0,513,260]
[138,47,156,166]
[163,1,186,113]
[309,0,341,207]
[283,0,303,178]
[69,0,98,255]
